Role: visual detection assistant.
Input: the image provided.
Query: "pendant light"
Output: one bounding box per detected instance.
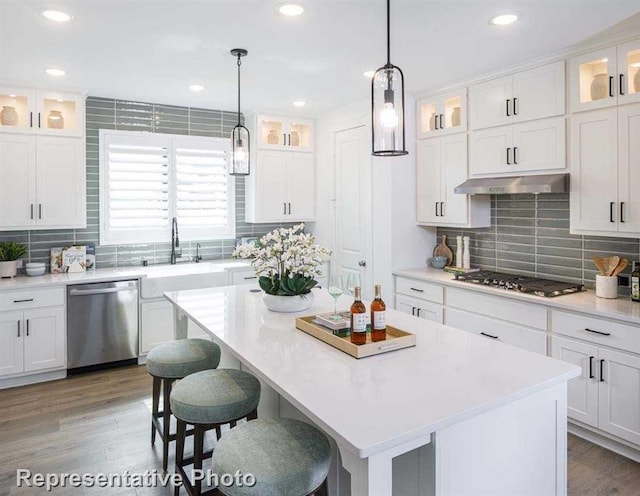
[371,0,407,156]
[230,48,250,175]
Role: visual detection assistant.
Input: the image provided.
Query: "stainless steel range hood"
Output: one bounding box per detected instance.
[454,174,569,195]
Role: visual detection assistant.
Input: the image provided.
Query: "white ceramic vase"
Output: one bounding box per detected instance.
[0,260,18,278]
[590,73,608,101]
[263,292,314,313]
[595,275,618,299]
[48,110,64,129]
[0,106,18,126]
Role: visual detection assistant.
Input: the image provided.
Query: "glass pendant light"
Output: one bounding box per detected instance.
[230,48,250,175]
[371,0,407,156]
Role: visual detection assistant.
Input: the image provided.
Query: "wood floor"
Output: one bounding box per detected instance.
[0,365,639,496]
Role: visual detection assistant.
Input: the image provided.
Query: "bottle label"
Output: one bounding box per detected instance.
[373,311,386,330]
[352,313,367,332]
[632,277,640,301]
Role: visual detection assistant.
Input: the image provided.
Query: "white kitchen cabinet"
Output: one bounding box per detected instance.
[396,294,443,323]
[470,61,565,130]
[0,134,86,230]
[0,301,65,379]
[570,103,640,237]
[469,117,566,176]
[394,276,443,323]
[416,88,467,138]
[140,300,175,354]
[570,40,640,112]
[255,114,313,152]
[245,150,315,223]
[231,269,258,286]
[0,86,85,137]
[551,335,640,446]
[416,134,490,227]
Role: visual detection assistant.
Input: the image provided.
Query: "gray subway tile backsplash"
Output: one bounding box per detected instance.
[0,96,294,270]
[436,193,640,290]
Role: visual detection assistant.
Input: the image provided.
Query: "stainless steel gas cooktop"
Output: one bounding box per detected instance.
[453,271,584,298]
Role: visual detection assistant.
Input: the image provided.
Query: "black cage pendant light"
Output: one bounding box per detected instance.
[371,0,407,156]
[230,48,250,175]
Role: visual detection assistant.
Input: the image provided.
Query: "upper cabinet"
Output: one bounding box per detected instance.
[469,61,565,130]
[416,88,467,138]
[0,87,85,137]
[570,40,640,112]
[255,114,313,152]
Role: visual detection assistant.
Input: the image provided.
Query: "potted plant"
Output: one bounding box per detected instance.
[233,223,331,312]
[0,242,27,278]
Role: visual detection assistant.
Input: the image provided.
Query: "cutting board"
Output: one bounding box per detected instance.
[433,235,454,266]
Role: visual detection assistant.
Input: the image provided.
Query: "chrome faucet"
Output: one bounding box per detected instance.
[195,243,202,263]
[170,217,181,264]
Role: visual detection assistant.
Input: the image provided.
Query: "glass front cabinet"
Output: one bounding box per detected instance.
[570,39,640,112]
[255,114,313,152]
[416,88,467,138]
[0,87,85,137]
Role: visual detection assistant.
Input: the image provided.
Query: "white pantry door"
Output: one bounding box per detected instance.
[333,124,373,299]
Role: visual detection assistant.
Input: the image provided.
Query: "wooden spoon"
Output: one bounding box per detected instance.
[607,256,620,276]
[612,258,629,277]
[593,257,608,276]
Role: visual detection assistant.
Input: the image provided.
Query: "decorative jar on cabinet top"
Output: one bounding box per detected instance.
[451,107,461,127]
[267,129,279,145]
[47,110,64,129]
[0,106,18,126]
[590,73,608,101]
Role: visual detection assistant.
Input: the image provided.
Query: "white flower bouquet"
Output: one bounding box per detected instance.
[233,223,331,296]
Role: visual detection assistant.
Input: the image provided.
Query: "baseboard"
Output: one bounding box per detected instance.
[568,421,640,463]
[0,369,67,390]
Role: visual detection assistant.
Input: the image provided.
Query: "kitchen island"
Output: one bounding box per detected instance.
[165,286,580,496]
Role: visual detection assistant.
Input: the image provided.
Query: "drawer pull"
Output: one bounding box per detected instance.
[243,276,257,280]
[13,298,34,303]
[409,287,424,293]
[26,319,30,337]
[584,328,611,336]
[600,359,605,382]
[589,356,594,379]
[411,307,416,316]
[416,308,421,318]
[481,332,499,339]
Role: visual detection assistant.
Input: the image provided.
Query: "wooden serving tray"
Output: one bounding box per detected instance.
[295,316,416,359]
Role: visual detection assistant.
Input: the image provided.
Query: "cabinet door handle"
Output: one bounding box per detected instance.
[609,202,615,223]
[609,76,614,98]
[287,134,291,146]
[243,276,257,280]
[481,332,499,339]
[288,202,291,215]
[30,204,34,220]
[440,202,445,217]
[620,202,625,223]
[435,202,439,217]
[506,147,511,165]
[439,114,444,129]
[506,99,511,117]
[17,320,20,338]
[600,359,605,382]
[513,97,518,115]
[38,113,41,128]
[409,287,424,293]
[620,74,625,96]
[513,146,518,165]
[283,202,287,215]
[13,298,34,303]
[38,204,42,219]
[589,356,594,379]
[283,133,286,146]
[416,308,421,318]
[411,306,416,316]
[434,114,439,130]
[584,327,611,336]
[26,319,29,337]
[30,112,33,128]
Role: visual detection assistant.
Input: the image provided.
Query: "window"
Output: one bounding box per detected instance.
[99,130,235,245]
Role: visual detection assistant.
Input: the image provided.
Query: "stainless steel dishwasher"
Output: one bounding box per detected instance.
[67,280,139,372]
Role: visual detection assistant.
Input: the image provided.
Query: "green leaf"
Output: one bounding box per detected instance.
[259,276,279,295]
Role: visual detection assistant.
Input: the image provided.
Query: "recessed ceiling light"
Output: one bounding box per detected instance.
[292,100,306,108]
[631,62,640,68]
[278,3,304,16]
[39,9,73,22]
[363,70,376,78]
[45,68,66,77]
[189,84,205,92]
[490,13,519,26]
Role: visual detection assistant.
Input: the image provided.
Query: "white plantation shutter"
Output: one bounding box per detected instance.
[100,131,234,245]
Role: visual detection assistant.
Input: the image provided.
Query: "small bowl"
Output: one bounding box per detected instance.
[25,262,46,277]
[430,256,448,269]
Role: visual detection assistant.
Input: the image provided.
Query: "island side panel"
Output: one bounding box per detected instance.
[434,382,568,496]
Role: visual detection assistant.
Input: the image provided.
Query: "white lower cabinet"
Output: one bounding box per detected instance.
[394,276,444,323]
[551,335,640,446]
[140,300,175,354]
[396,295,443,323]
[0,306,65,378]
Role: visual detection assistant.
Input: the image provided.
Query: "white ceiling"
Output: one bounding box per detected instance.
[1,0,639,116]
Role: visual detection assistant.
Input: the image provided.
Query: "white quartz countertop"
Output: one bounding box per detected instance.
[165,286,579,458]
[394,267,640,325]
[0,260,251,290]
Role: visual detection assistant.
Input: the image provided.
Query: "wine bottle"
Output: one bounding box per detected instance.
[350,286,367,345]
[371,284,387,342]
[631,261,640,303]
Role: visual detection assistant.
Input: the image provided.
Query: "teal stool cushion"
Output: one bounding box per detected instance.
[146,338,221,379]
[170,369,261,424]
[212,418,331,496]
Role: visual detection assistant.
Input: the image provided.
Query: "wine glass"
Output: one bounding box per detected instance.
[327,275,344,320]
[346,272,361,297]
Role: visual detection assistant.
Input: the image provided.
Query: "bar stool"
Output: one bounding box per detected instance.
[211,418,331,496]
[146,338,221,472]
[170,368,261,496]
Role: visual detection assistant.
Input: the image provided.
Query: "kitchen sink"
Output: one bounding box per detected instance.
[140,262,229,299]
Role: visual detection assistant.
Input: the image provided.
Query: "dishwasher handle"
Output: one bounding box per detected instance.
[69,285,137,296]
